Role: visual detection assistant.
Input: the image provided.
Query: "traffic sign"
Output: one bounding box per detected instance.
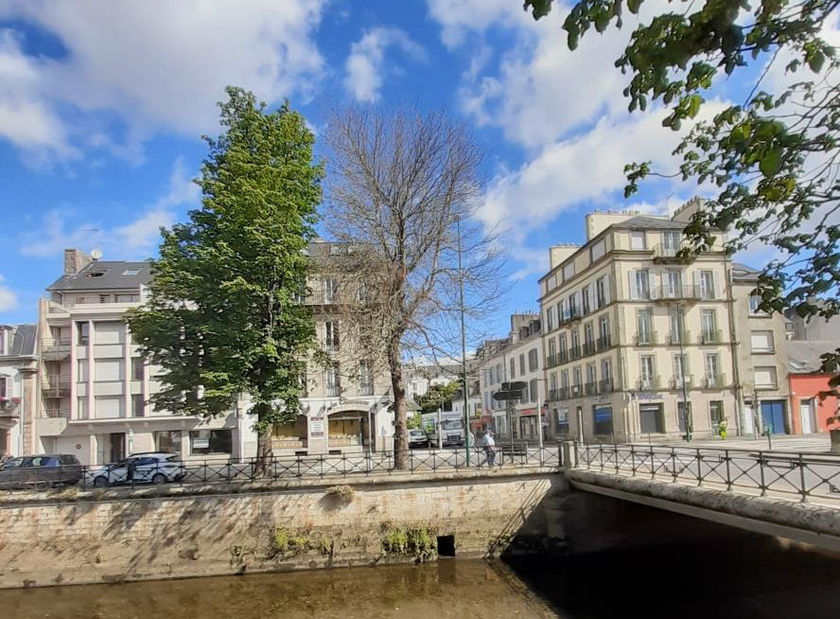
[493,390,522,401]
[501,381,527,392]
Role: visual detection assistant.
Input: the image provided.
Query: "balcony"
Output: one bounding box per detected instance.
[634,331,658,346]
[598,378,614,393]
[546,354,559,369]
[670,375,694,390]
[584,382,597,396]
[652,242,696,264]
[570,384,582,398]
[558,350,569,364]
[0,398,20,418]
[42,374,71,398]
[653,284,701,303]
[637,376,661,391]
[569,345,582,361]
[596,335,612,352]
[699,329,722,345]
[704,374,726,389]
[669,330,691,346]
[567,307,583,324]
[582,341,596,356]
[42,337,72,360]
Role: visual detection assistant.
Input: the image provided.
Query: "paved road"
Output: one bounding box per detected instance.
[656,434,833,454]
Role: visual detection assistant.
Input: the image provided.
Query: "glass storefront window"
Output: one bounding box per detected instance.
[154,430,182,455]
[189,429,232,455]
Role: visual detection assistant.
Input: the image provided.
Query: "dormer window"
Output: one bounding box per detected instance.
[87,270,107,278]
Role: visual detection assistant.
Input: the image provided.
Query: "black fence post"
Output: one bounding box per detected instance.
[725,449,732,491]
[799,453,807,503]
[758,452,766,496]
[696,448,703,487]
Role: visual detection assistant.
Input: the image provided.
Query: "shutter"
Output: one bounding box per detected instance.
[712,270,720,299]
[647,271,656,298]
[604,274,611,305]
[628,271,638,300]
[692,270,700,297]
[590,281,597,310]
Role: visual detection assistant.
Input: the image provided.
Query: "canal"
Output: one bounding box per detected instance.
[1,536,838,619]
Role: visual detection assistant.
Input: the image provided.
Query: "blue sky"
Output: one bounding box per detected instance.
[1,0,831,344]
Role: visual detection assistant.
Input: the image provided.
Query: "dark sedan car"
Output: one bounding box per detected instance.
[0,454,83,489]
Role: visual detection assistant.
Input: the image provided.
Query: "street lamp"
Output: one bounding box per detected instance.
[677,300,692,441]
[456,218,471,465]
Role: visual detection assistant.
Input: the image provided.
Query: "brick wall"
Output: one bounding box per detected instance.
[0,469,564,588]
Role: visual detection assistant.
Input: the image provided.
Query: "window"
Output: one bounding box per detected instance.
[748,295,765,315]
[548,338,557,363]
[750,331,774,353]
[600,359,612,390]
[560,370,570,389]
[94,396,123,419]
[555,408,569,430]
[672,354,688,387]
[637,309,653,344]
[155,431,182,455]
[189,429,232,455]
[76,321,89,345]
[549,372,558,392]
[710,401,724,426]
[94,359,123,381]
[705,353,721,386]
[596,275,610,307]
[0,330,5,356]
[629,231,646,250]
[584,323,594,353]
[598,315,610,347]
[573,367,582,388]
[571,329,580,357]
[664,270,682,298]
[755,366,778,389]
[559,333,568,358]
[131,394,145,417]
[699,270,716,299]
[586,363,596,386]
[640,355,656,389]
[519,382,529,403]
[563,262,575,280]
[593,405,613,435]
[519,354,525,375]
[669,307,685,343]
[115,294,139,303]
[510,358,516,379]
[530,378,538,403]
[546,306,555,332]
[358,360,373,396]
[323,278,337,303]
[528,349,538,371]
[122,268,141,276]
[324,321,340,350]
[628,269,651,300]
[569,292,579,317]
[662,230,681,254]
[639,403,665,434]
[582,286,591,314]
[77,359,89,382]
[590,239,606,262]
[497,363,503,382]
[558,300,567,323]
[99,294,111,303]
[131,357,144,381]
[325,363,341,397]
[86,270,107,278]
[94,321,124,344]
[77,397,89,419]
[547,274,557,291]
[701,310,717,343]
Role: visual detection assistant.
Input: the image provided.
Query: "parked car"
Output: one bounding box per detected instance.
[0,454,83,489]
[85,453,184,488]
[408,429,429,448]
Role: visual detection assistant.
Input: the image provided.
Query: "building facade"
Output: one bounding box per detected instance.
[787,340,839,434]
[0,324,37,457]
[32,250,254,465]
[539,202,737,443]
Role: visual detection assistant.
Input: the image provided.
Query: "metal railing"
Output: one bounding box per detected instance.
[573,442,840,504]
[0,443,564,493]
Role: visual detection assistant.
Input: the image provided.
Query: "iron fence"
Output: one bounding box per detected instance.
[0,443,563,494]
[573,442,840,504]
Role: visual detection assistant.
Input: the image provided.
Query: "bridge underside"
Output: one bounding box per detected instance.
[566,469,840,553]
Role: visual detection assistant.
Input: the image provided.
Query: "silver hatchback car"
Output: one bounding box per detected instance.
[86,452,184,487]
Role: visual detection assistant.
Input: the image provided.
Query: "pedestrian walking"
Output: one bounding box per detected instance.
[484,431,496,466]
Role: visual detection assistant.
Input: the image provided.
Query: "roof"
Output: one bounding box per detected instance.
[612,215,686,230]
[787,340,840,373]
[732,262,761,282]
[1,324,36,357]
[47,261,152,292]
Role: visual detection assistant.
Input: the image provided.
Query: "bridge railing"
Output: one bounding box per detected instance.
[573,442,840,504]
[0,443,563,494]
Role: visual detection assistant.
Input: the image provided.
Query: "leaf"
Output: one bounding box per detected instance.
[759,149,781,177]
[627,0,642,14]
[807,51,824,73]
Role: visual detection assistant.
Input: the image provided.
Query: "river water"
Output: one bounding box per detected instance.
[1,541,838,618]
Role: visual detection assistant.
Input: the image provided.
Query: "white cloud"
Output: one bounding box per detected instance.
[0,0,326,162]
[0,274,18,312]
[18,157,198,259]
[425,0,526,48]
[343,27,426,102]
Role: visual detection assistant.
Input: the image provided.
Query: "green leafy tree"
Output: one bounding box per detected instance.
[523,0,840,382]
[126,87,322,469]
[417,381,460,415]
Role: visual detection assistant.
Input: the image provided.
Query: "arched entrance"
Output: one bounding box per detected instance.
[327,402,368,452]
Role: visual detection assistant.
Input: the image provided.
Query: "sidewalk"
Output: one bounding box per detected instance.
[655,434,832,454]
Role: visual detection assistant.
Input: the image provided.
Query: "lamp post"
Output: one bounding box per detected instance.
[677,301,692,441]
[456,218,471,465]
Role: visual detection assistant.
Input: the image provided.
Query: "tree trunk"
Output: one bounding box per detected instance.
[388,337,408,469]
[255,403,274,477]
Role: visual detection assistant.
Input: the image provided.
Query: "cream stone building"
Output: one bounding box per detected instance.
[539,200,738,442]
[0,324,37,457]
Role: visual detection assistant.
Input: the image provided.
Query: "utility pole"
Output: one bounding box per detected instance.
[456,218,471,465]
[678,301,691,441]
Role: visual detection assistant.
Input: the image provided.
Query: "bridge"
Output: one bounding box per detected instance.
[564,442,840,552]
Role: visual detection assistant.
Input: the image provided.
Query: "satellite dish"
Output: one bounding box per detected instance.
[90,249,102,260]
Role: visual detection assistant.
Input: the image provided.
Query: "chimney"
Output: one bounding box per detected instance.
[64,249,92,275]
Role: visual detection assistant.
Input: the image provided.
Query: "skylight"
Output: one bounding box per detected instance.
[87,270,107,278]
[122,269,141,276]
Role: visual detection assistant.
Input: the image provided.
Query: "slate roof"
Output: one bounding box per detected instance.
[47,261,153,292]
[0,324,36,357]
[611,215,686,230]
[787,340,840,373]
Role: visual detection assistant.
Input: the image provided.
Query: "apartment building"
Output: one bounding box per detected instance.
[32,250,254,465]
[539,200,737,442]
[478,314,544,439]
[270,241,394,454]
[0,324,37,457]
[731,263,791,435]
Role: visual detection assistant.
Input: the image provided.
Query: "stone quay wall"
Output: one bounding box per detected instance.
[0,468,566,589]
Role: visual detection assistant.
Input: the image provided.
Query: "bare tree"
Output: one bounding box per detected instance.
[323,106,502,469]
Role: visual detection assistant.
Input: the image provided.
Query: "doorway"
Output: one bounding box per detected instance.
[109,433,126,463]
[800,399,815,434]
[760,401,786,434]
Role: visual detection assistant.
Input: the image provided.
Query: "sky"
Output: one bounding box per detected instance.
[0,0,836,344]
